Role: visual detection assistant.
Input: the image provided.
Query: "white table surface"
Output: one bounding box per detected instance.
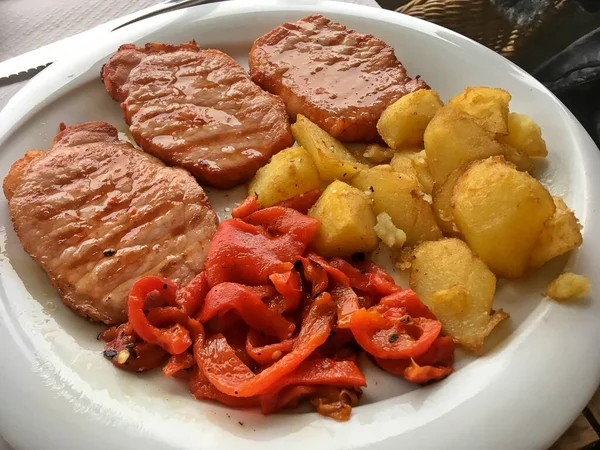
[0,2,380,449]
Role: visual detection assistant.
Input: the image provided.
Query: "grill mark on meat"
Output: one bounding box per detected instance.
[249,14,429,142]
[6,122,218,324]
[102,42,294,188]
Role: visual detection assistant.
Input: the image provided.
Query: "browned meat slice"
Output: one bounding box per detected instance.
[102,42,293,189]
[5,122,218,324]
[249,14,429,142]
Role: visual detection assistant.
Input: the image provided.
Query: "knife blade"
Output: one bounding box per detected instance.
[0,0,223,85]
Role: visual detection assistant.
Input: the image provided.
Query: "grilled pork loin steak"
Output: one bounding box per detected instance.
[249,14,429,142]
[102,42,293,189]
[4,122,218,324]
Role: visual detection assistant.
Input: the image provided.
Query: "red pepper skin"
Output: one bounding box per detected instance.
[298,256,329,296]
[330,282,360,328]
[163,352,195,377]
[350,306,441,359]
[246,329,296,366]
[176,272,209,317]
[205,208,318,286]
[128,276,192,355]
[274,189,321,214]
[189,367,260,408]
[269,270,302,313]
[375,336,455,384]
[264,358,367,394]
[328,258,401,297]
[259,358,366,414]
[198,293,336,397]
[231,195,261,219]
[199,282,295,341]
[379,289,436,320]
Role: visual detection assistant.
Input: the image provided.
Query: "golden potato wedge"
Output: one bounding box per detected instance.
[308,180,378,257]
[501,142,533,173]
[407,150,435,195]
[545,272,591,301]
[424,106,507,184]
[351,165,442,246]
[410,238,508,352]
[452,157,555,278]
[248,146,321,207]
[390,150,434,195]
[431,165,467,235]
[529,196,583,268]
[498,113,548,158]
[291,114,366,182]
[448,87,511,134]
[377,90,443,150]
[390,153,418,181]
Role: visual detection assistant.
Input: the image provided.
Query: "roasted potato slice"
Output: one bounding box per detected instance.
[351,165,442,246]
[390,150,434,195]
[431,165,467,235]
[291,114,366,182]
[248,146,321,207]
[410,238,508,352]
[308,180,378,257]
[448,87,511,134]
[424,106,507,184]
[377,89,444,149]
[529,196,583,268]
[498,113,548,158]
[452,157,555,278]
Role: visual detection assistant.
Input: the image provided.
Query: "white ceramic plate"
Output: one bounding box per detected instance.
[1,1,599,449]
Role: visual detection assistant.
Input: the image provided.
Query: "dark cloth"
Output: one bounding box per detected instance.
[533,27,600,147]
[489,0,600,26]
[489,0,555,26]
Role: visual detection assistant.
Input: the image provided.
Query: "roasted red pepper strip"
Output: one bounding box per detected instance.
[246,329,296,365]
[330,282,360,328]
[316,328,355,358]
[175,272,209,316]
[263,358,367,394]
[375,336,455,384]
[223,323,255,369]
[274,189,321,214]
[199,282,295,340]
[260,385,318,414]
[260,359,365,414]
[198,293,336,397]
[189,367,260,408]
[269,270,302,313]
[102,324,169,373]
[205,207,318,286]
[128,276,192,355]
[328,258,401,297]
[305,252,349,285]
[349,305,441,359]
[298,256,328,296]
[379,289,436,320]
[163,352,195,377]
[231,195,261,219]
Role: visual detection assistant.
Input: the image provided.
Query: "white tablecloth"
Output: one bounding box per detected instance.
[0,2,380,449]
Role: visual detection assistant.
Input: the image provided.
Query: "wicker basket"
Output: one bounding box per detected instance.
[397,0,570,59]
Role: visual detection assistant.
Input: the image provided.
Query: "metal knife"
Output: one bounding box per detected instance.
[0,0,224,85]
